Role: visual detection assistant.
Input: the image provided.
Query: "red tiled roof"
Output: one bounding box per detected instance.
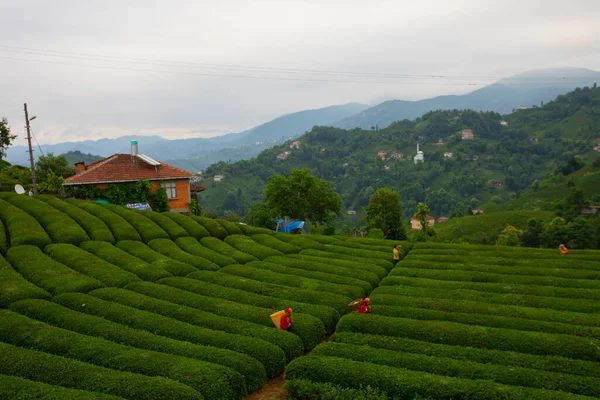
[63,154,194,185]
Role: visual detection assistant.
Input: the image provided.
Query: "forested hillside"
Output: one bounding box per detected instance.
[200,85,600,222]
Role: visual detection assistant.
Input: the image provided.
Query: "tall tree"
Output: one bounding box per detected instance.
[0,118,17,160]
[365,188,406,240]
[264,168,341,225]
[414,202,432,233]
[35,153,75,182]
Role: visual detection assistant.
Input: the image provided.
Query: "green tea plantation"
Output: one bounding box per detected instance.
[0,193,599,399]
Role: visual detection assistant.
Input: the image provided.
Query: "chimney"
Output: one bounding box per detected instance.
[131,140,138,156]
[74,161,86,174]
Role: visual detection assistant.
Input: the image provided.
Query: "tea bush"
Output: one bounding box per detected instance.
[116,240,197,276]
[103,204,168,242]
[66,199,142,241]
[200,237,258,264]
[0,199,51,248]
[0,373,124,399]
[148,238,219,271]
[216,219,244,235]
[175,237,238,267]
[0,256,50,307]
[136,210,189,240]
[224,235,284,260]
[193,216,228,239]
[164,212,211,239]
[251,234,302,254]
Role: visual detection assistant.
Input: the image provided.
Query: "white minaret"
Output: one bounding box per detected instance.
[414,142,424,164]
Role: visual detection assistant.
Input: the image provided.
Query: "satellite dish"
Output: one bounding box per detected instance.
[14,184,25,195]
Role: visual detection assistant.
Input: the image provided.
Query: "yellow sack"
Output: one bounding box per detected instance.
[270,310,285,329]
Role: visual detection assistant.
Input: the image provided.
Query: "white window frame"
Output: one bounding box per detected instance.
[161,181,177,199]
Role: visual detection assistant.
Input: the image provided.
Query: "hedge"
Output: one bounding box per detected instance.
[0,310,245,400]
[164,212,211,239]
[257,260,373,294]
[336,314,600,362]
[0,256,50,307]
[221,263,363,299]
[54,292,286,378]
[5,194,90,245]
[0,374,123,400]
[90,287,304,362]
[305,234,341,244]
[370,291,600,327]
[44,244,140,288]
[159,276,340,333]
[400,258,600,280]
[192,216,228,239]
[283,379,388,400]
[265,256,380,288]
[66,199,142,241]
[126,281,325,351]
[300,249,393,270]
[38,195,115,243]
[186,271,351,316]
[7,245,103,295]
[371,304,600,340]
[79,241,172,282]
[10,299,267,392]
[103,204,169,242]
[216,219,244,235]
[237,224,276,236]
[285,356,590,400]
[250,234,301,254]
[332,240,393,255]
[319,244,392,263]
[376,280,600,314]
[287,254,388,280]
[385,270,600,299]
[116,240,197,276]
[273,233,326,250]
[135,210,189,240]
[176,237,238,267]
[200,237,258,264]
[0,198,52,248]
[0,219,6,256]
[148,239,219,271]
[308,343,600,398]
[347,238,413,251]
[333,333,600,379]
[224,235,284,260]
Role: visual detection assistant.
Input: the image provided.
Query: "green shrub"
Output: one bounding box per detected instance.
[164,212,211,239]
[251,234,302,254]
[10,299,267,392]
[103,204,168,242]
[7,245,103,294]
[0,198,52,248]
[283,379,388,400]
[273,233,326,250]
[224,235,284,260]
[221,263,362,299]
[186,271,351,316]
[347,237,413,250]
[0,256,50,307]
[135,210,189,240]
[333,333,600,379]
[193,216,228,239]
[0,341,203,400]
[377,279,600,314]
[285,356,587,400]
[0,219,5,256]
[66,199,142,241]
[200,237,258,264]
[216,219,244,235]
[148,239,219,271]
[320,244,391,262]
[79,241,172,281]
[266,256,380,288]
[45,244,140,287]
[238,224,276,236]
[306,234,341,244]
[332,240,391,254]
[4,194,90,245]
[116,240,197,276]
[126,281,325,351]
[90,287,304,362]
[38,195,115,243]
[336,313,600,362]
[160,276,340,333]
[0,310,245,400]
[0,374,123,399]
[54,292,286,378]
[286,254,388,280]
[370,290,600,327]
[300,249,393,270]
[176,237,238,267]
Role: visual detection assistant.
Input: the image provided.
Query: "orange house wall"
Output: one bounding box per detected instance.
[149,179,190,211]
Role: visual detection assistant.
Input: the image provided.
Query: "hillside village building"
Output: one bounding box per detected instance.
[462,129,474,140]
[290,141,301,149]
[410,216,435,230]
[414,143,424,164]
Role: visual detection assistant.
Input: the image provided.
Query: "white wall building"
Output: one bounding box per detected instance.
[414,143,424,164]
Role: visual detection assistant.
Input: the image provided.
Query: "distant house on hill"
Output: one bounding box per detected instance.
[472,209,484,215]
[519,105,528,110]
[462,129,474,140]
[290,141,301,149]
[347,210,357,215]
[581,206,600,217]
[213,174,224,182]
[488,179,504,188]
[500,120,508,126]
[444,152,453,158]
[437,217,449,223]
[63,141,194,213]
[410,216,435,230]
[390,152,403,159]
[377,150,387,160]
[276,151,290,160]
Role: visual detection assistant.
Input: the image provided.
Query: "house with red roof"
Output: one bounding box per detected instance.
[63,141,195,213]
[410,215,435,230]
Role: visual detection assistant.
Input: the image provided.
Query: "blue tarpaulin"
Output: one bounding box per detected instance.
[276,219,305,233]
[126,203,152,211]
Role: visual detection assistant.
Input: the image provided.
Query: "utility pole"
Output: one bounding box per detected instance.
[24,103,38,194]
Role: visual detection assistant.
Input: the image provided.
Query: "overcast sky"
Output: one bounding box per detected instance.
[1,0,599,147]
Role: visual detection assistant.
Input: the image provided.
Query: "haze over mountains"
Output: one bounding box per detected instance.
[5,67,599,171]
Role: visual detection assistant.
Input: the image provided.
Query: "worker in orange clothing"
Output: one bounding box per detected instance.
[280,308,293,330]
[359,298,371,314]
[559,244,569,255]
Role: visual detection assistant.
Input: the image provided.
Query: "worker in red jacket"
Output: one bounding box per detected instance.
[280,308,293,330]
[359,298,371,314]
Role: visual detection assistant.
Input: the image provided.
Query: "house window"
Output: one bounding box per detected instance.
[161,182,177,199]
